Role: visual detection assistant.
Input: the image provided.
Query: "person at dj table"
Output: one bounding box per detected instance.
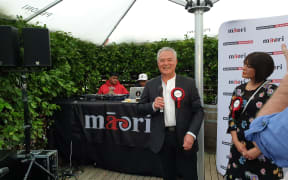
[97,73,129,95]
[135,73,148,87]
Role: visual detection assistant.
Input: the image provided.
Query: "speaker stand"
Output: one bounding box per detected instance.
[21,153,57,180]
[20,72,57,180]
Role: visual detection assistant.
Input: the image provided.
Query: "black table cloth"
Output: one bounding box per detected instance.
[50,100,162,177]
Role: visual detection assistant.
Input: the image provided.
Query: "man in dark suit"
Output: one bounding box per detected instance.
[138,47,204,180]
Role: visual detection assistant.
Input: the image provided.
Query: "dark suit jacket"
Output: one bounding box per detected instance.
[138,75,204,153]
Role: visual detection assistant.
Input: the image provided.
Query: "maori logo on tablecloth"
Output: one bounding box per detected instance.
[84,112,151,133]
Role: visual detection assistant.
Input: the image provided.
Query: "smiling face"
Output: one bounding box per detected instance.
[157,50,177,77]
[109,75,119,85]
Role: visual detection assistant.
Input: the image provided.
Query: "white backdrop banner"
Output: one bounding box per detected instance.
[217,15,288,176]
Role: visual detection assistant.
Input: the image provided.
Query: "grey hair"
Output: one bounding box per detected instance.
[157,47,177,61]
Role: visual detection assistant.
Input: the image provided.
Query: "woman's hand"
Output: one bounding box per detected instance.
[234,141,247,154]
[243,147,262,160]
[231,131,247,154]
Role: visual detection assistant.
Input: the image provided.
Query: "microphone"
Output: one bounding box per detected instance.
[158,85,164,113]
[0,167,9,178]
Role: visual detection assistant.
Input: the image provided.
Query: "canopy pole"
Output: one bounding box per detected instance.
[194,8,205,180]
[102,0,137,46]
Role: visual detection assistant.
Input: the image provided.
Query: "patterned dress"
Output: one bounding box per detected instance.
[225,82,283,180]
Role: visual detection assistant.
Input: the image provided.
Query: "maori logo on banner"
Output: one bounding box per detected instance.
[228,79,248,84]
[223,40,253,46]
[84,112,151,133]
[263,36,285,44]
[274,64,283,70]
[228,53,247,60]
[256,22,288,30]
[228,27,246,33]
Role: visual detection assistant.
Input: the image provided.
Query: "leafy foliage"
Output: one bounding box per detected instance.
[0,17,218,149]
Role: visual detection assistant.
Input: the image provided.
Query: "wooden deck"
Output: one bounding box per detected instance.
[62,152,223,180]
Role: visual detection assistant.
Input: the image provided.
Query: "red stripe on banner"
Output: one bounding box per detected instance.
[273,51,284,55]
[271,79,282,83]
[275,23,288,28]
[238,40,253,44]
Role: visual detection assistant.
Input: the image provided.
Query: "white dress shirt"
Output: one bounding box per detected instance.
[153,75,196,139]
[162,75,176,127]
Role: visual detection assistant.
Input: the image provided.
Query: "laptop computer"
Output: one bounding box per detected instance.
[129,87,144,99]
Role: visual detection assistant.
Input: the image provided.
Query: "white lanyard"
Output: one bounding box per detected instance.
[241,80,269,114]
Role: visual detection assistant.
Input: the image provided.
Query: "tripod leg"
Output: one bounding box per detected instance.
[23,158,36,180]
[34,161,57,179]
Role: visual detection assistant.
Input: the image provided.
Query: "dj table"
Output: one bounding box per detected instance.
[50,99,162,177]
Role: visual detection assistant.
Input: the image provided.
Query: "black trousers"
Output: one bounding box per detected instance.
[158,130,198,180]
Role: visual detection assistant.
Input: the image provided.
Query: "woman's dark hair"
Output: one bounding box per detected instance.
[243,52,275,83]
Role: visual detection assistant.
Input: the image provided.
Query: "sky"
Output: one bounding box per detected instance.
[1,0,288,44]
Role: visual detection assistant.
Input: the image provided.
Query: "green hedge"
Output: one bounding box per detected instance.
[0,17,218,149]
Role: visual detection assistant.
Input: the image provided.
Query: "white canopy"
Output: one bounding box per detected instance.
[1,0,288,44]
[0,0,136,45]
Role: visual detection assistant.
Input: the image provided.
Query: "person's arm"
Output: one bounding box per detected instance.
[121,85,129,95]
[246,44,288,158]
[243,142,261,160]
[243,86,278,159]
[231,131,247,154]
[226,87,248,154]
[186,79,204,136]
[137,82,155,115]
[257,44,288,117]
[183,79,204,150]
[97,85,103,94]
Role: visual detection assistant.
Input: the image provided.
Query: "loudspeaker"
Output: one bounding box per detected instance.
[22,28,51,67]
[0,26,20,66]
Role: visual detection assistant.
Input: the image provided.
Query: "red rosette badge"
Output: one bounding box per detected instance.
[171,87,185,108]
[230,97,243,119]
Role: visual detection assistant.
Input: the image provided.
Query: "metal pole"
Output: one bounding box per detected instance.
[24,0,63,22]
[194,8,205,180]
[21,73,31,154]
[102,0,137,46]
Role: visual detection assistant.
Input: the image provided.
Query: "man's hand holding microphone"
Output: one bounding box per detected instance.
[153,86,164,112]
